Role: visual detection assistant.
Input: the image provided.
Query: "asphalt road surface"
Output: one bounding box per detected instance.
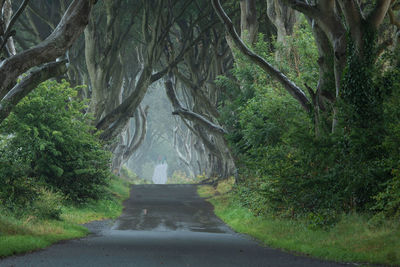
[0,184,350,267]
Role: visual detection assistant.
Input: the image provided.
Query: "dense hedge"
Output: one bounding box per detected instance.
[0,80,111,214]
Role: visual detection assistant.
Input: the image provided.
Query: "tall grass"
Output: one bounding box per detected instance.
[0,176,131,258]
[198,184,400,266]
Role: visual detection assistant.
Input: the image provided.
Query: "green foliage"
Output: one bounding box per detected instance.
[373,170,400,218]
[120,166,138,180]
[372,48,400,218]
[335,29,400,214]
[0,157,34,212]
[219,23,332,218]
[198,187,400,266]
[0,80,111,209]
[167,171,207,184]
[217,18,400,223]
[167,171,193,184]
[0,175,131,258]
[32,187,65,220]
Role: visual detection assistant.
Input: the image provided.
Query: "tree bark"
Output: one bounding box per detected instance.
[0,60,67,121]
[240,0,258,44]
[212,0,311,112]
[266,0,297,44]
[122,105,148,163]
[0,0,96,99]
[165,75,227,135]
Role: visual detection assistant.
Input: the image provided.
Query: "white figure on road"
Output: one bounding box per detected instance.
[152,162,168,184]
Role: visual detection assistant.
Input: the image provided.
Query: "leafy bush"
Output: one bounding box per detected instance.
[0,157,35,214]
[0,80,111,205]
[373,60,400,218]
[373,169,400,218]
[120,166,138,180]
[32,187,65,219]
[217,19,400,222]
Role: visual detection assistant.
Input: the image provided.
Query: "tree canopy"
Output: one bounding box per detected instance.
[1,0,400,221]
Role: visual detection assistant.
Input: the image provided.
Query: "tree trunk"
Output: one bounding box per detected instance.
[240,0,258,44]
[266,0,297,44]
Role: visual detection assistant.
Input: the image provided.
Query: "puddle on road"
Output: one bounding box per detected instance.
[112,184,234,234]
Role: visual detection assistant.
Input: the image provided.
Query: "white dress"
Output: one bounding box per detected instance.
[152,163,168,184]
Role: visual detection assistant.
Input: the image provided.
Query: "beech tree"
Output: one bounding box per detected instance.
[148,0,238,179]
[94,0,203,141]
[0,0,96,122]
[212,0,399,133]
[112,105,148,174]
[84,0,138,123]
[86,0,221,173]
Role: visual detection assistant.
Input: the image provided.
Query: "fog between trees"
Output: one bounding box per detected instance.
[1,0,400,218]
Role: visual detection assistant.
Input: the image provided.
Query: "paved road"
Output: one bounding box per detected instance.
[0,184,350,267]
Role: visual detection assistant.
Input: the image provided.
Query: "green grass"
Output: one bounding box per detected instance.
[0,176,131,258]
[61,176,131,224]
[198,185,400,266]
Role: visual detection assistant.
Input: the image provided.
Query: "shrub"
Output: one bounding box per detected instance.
[0,158,35,214]
[373,59,400,218]
[0,80,111,204]
[32,187,65,219]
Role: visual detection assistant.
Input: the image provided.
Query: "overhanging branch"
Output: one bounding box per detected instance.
[0,60,67,122]
[280,0,317,18]
[165,74,227,135]
[211,0,311,112]
[0,0,96,99]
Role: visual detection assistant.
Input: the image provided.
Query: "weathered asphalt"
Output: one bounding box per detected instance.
[0,184,350,267]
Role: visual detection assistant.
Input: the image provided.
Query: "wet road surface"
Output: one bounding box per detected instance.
[0,184,350,267]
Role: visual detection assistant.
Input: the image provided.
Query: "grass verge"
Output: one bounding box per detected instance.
[198,182,400,266]
[0,176,132,258]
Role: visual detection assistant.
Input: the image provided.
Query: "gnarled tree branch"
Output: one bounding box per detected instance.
[0,0,96,100]
[280,0,317,18]
[0,0,30,51]
[368,0,392,29]
[0,60,67,122]
[211,0,311,112]
[122,105,148,161]
[165,74,227,135]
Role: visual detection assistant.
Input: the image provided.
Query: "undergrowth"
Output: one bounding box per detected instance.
[0,175,131,258]
[198,181,400,266]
